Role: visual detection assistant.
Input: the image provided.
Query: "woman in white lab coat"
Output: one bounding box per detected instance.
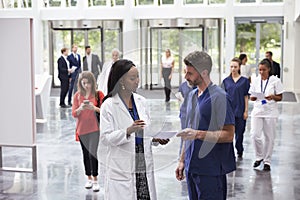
[249,58,284,171]
[100,59,169,200]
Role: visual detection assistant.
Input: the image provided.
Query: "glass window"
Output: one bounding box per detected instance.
[113,0,125,6]
[49,0,62,7]
[137,0,154,5]
[185,0,203,4]
[262,0,283,2]
[92,0,106,6]
[160,0,174,5]
[209,0,225,4]
[237,0,256,3]
[103,29,121,62]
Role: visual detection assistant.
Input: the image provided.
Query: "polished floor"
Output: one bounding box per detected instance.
[0,89,300,200]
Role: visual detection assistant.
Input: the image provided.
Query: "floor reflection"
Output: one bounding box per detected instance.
[0,95,300,200]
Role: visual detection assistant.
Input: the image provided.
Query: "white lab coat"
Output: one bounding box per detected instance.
[100,93,157,200]
[97,61,113,96]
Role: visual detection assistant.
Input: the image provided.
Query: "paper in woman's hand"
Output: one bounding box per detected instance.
[250,92,265,100]
[153,131,177,139]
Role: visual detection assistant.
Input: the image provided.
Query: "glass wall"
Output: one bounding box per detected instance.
[235,18,282,77]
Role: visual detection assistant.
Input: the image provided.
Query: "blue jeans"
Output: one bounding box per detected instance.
[186,172,227,200]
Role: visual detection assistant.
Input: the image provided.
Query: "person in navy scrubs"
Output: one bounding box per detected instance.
[176,51,236,200]
[221,57,250,158]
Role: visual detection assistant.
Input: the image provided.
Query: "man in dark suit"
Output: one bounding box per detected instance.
[58,47,72,108]
[265,51,281,78]
[83,46,102,80]
[67,44,81,106]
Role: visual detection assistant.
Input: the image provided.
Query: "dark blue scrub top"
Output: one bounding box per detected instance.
[221,76,250,118]
[184,84,236,176]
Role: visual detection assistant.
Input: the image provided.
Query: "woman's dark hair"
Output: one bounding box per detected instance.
[259,58,273,76]
[103,59,135,102]
[238,53,247,62]
[229,57,242,76]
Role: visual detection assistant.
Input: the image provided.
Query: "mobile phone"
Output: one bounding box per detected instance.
[83,100,89,105]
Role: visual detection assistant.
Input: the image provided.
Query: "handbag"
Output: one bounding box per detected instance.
[95,91,103,125]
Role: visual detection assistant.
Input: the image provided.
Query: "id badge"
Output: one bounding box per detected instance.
[261,99,267,105]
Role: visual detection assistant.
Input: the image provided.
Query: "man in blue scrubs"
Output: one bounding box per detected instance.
[176,51,236,200]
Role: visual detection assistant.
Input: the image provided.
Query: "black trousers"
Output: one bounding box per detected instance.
[79,131,99,177]
[59,78,69,106]
[162,68,172,101]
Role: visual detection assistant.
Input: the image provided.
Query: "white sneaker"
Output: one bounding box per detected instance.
[92,181,100,192]
[85,180,93,189]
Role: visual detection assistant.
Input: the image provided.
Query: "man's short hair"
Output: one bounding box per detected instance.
[85,45,91,50]
[184,51,212,74]
[266,51,273,56]
[61,47,68,54]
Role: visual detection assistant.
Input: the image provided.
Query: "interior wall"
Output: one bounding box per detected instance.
[0,18,35,146]
[283,0,298,92]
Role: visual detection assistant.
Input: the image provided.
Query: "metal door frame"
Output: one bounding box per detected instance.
[49,25,104,87]
[149,26,204,90]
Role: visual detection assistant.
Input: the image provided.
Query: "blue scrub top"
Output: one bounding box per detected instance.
[178,81,195,120]
[184,83,236,176]
[221,76,250,118]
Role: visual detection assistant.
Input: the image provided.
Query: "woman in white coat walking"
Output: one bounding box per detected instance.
[100,59,169,200]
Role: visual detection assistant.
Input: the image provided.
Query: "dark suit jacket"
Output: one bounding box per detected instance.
[83,54,102,78]
[67,53,81,79]
[57,56,69,80]
[272,61,281,78]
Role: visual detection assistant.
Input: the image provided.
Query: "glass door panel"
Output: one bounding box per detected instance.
[52,30,71,86]
[87,29,102,63]
[181,28,203,82]
[72,30,85,58]
[103,29,121,63]
[150,28,180,88]
[150,27,203,88]
[235,20,282,78]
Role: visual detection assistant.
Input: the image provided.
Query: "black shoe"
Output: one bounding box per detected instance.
[253,159,263,168]
[60,104,70,108]
[237,152,243,158]
[263,164,271,171]
[68,103,72,106]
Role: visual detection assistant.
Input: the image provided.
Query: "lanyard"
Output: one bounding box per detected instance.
[261,78,269,94]
[120,94,139,121]
[120,94,143,145]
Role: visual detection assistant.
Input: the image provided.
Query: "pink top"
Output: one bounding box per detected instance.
[72,91,104,135]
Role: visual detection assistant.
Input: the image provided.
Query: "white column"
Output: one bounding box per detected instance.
[283,0,297,92]
[122,0,139,63]
[224,0,235,79]
[294,22,300,93]
[32,1,44,74]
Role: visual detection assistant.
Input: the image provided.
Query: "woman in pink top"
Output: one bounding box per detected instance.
[72,71,104,192]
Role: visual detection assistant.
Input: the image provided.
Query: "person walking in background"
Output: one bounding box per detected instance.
[97,48,120,95]
[176,70,196,156]
[72,71,104,192]
[239,53,252,82]
[100,59,169,200]
[265,51,281,78]
[221,57,250,158]
[249,58,284,171]
[67,44,82,106]
[83,45,102,80]
[161,48,174,102]
[176,51,236,200]
[57,47,72,108]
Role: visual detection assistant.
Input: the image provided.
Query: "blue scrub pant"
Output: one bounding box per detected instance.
[235,117,246,155]
[186,172,227,200]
